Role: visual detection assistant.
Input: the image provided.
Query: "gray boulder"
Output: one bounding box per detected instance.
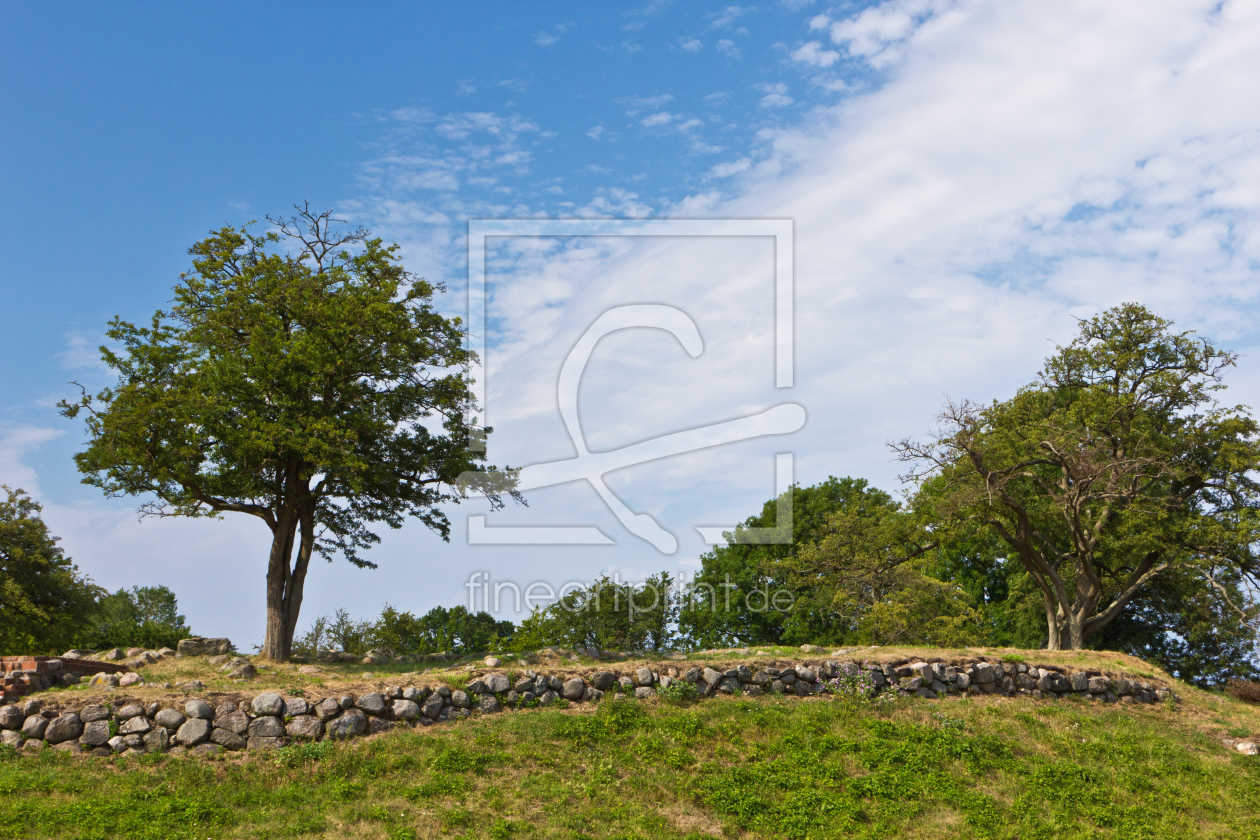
[247,716,285,738]
[228,663,259,680]
[185,699,214,720]
[314,698,342,721]
[478,694,502,713]
[0,705,23,729]
[634,686,656,700]
[421,694,445,720]
[484,672,511,694]
[286,716,323,740]
[119,716,152,736]
[797,666,817,683]
[1,730,24,748]
[247,736,282,750]
[1069,672,1090,692]
[392,699,421,721]
[562,677,587,700]
[252,693,284,716]
[591,671,616,690]
[211,728,247,750]
[44,714,83,744]
[538,691,559,706]
[972,662,995,684]
[174,718,211,746]
[451,690,471,709]
[213,710,250,736]
[192,743,223,756]
[283,697,310,717]
[634,667,654,686]
[355,692,388,715]
[107,735,127,753]
[79,720,111,746]
[21,716,47,740]
[1088,676,1110,694]
[176,637,232,657]
[326,709,367,739]
[116,704,144,720]
[143,728,170,753]
[155,708,186,730]
[702,668,723,687]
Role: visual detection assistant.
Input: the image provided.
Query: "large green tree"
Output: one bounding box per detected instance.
[61,206,515,660]
[896,304,1260,650]
[0,487,100,655]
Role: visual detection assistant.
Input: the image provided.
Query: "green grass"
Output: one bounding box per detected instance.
[1,692,1258,839]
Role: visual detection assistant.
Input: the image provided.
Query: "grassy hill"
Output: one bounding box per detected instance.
[1,646,1258,839]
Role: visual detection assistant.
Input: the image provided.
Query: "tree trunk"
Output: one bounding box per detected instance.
[261,503,316,662]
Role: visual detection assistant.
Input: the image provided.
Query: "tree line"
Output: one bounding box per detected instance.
[30,206,1259,683]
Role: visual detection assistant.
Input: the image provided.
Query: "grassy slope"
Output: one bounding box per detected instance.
[1,647,1259,840]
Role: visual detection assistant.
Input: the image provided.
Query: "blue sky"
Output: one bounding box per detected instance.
[5,1,1260,648]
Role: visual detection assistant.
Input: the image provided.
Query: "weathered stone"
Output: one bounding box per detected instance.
[366,717,392,734]
[634,686,656,700]
[465,680,486,695]
[451,690,471,709]
[286,715,323,740]
[228,663,258,680]
[1069,672,1090,692]
[630,667,652,687]
[277,697,307,717]
[587,688,605,702]
[42,713,82,744]
[297,665,322,675]
[362,649,390,665]
[192,742,223,756]
[119,672,144,687]
[513,676,536,694]
[1036,674,1056,693]
[21,716,47,740]
[339,695,357,709]
[177,637,232,657]
[185,699,214,720]
[355,692,388,715]
[207,727,246,750]
[385,686,403,700]
[562,677,587,700]
[52,742,83,755]
[797,666,817,683]
[21,700,40,716]
[701,667,723,687]
[478,694,503,713]
[402,686,425,702]
[119,716,152,736]
[618,676,634,692]
[179,680,205,692]
[79,720,111,746]
[213,710,249,736]
[314,698,342,721]
[911,662,936,684]
[1,730,24,749]
[250,693,283,716]
[149,708,183,731]
[122,733,145,750]
[1237,742,1259,756]
[0,705,24,729]
[326,709,367,739]
[89,673,120,688]
[247,716,285,738]
[590,671,616,691]
[174,718,211,746]
[484,672,511,694]
[421,694,444,720]
[116,703,144,721]
[972,662,995,684]
[208,654,230,667]
[22,738,46,752]
[392,699,421,721]
[143,728,170,753]
[102,648,125,661]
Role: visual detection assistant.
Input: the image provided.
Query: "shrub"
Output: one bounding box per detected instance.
[657,680,698,702]
[1224,680,1260,704]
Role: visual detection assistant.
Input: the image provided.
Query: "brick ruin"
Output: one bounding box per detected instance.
[0,657,129,705]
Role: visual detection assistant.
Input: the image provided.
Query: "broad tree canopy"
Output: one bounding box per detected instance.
[896,304,1260,650]
[62,206,515,660]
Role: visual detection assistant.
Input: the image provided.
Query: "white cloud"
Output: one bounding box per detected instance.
[755,82,794,107]
[709,5,756,29]
[641,111,674,127]
[708,156,752,177]
[716,39,742,58]
[534,31,559,46]
[791,40,841,67]
[828,0,953,66]
[587,125,605,139]
[679,37,704,52]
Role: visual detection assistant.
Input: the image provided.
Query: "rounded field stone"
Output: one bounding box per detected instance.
[174,718,211,746]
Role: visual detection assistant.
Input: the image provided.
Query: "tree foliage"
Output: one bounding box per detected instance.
[60,206,516,660]
[79,585,193,651]
[295,604,514,657]
[0,487,100,655]
[516,573,679,652]
[896,303,1260,650]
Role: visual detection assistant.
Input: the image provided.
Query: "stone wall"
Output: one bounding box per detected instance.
[0,656,1180,758]
[0,657,130,705]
